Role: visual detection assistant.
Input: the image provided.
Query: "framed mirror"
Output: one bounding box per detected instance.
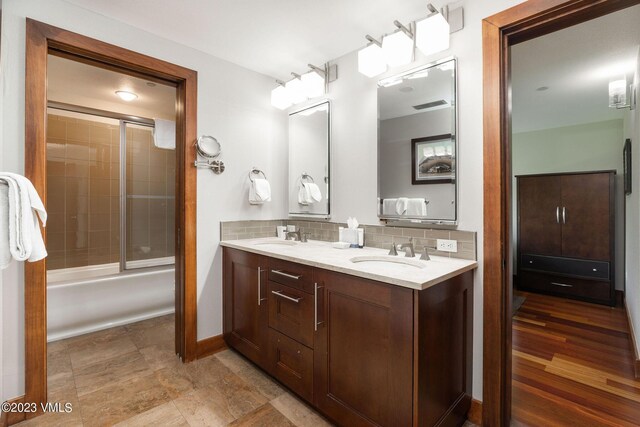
[288,101,330,218]
[377,57,457,225]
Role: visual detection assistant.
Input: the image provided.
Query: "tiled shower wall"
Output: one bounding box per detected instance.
[46,114,175,270]
[221,219,476,260]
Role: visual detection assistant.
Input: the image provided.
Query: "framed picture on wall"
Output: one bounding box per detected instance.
[624,138,632,195]
[411,134,455,184]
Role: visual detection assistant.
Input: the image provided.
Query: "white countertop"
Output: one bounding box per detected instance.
[220,238,477,291]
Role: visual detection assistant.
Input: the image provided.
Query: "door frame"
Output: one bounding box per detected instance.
[24,18,198,416]
[482,0,640,425]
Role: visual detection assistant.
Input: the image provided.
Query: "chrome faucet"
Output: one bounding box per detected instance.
[286,230,301,241]
[399,237,415,258]
[420,246,431,261]
[300,232,311,243]
[388,241,398,256]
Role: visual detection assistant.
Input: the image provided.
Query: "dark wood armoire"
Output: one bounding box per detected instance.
[516,171,615,306]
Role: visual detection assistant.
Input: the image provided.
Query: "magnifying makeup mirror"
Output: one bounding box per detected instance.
[194,135,225,173]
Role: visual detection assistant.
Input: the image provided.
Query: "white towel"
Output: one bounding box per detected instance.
[396,197,409,215]
[298,183,311,205]
[382,199,398,215]
[0,183,10,269]
[407,198,427,216]
[305,183,322,202]
[249,178,271,205]
[153,119,176,150]
[0,173,48,268]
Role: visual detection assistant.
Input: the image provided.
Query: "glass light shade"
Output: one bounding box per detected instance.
[115,90,138,101]
[382,30,414,67]
[415,13,450,57]
[285,77,307,104]
[271,85,292,110]
[609,79,627,108]
[301,70,325,98]
[358,43,387,78]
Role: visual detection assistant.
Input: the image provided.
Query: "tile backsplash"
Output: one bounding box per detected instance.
[221,219,476,260]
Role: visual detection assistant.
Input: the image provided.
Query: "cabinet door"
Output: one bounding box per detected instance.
[223,248,268,367]
[313,270,413,427]
[518,175,562,256]
[561,173,612,260]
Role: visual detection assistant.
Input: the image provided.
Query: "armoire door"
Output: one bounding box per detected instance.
[560,173,612,260]
[518,175,563,256]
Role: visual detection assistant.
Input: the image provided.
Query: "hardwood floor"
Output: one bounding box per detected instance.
[512,292,640,426]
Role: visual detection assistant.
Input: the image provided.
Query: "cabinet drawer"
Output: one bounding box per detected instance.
[268,282,314,348]
[268,258,315,293]
[519,271,613,304]
[521,254,609,280]
[268,328,313,402]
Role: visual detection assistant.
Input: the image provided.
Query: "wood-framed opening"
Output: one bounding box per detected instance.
[24,19,198,417]
[482,0,640,425]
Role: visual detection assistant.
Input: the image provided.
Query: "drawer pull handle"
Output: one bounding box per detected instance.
[271,290,302,303]
[257,267,266,306]
[272,270,302,280]
[551,282,573,288]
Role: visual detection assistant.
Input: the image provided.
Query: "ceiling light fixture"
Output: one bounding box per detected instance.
[358,35,388,78]
[415,6,450,57]
[115,90,138,101]
[382,21,414,67]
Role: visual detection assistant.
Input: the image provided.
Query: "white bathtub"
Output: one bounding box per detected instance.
[47,266,175,342]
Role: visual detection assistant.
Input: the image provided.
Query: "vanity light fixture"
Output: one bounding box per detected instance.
[115,90,138,101]
[271,81,292,110]
[301,64,326,98]
[285,73,307,104]
[415,5,450,57]
[382,21,414,67]
[357,35,388,78]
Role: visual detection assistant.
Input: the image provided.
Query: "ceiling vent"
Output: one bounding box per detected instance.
[413,100,447,110]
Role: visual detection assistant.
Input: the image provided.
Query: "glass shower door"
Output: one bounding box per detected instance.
[123,122,175,269]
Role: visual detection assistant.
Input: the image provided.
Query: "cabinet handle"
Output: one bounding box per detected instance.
[271,290,302,303]
[314,282,324,331]
[272,270,302,280]
[551,282,573,288]
[562,207,566,224]
[556,207,560,224]
[257,267,267,305]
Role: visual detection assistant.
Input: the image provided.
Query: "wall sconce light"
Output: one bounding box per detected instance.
[270,63,337,110]
[382,21,414,67]
[416,5,450,56]
[358,36,387,78]
[609,77,636,110]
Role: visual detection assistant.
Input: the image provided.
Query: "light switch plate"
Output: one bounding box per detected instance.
[437,239,458,252]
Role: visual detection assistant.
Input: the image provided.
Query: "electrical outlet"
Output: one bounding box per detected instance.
[437,239,458,253]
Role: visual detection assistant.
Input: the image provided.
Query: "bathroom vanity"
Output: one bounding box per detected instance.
[221,238,476,427]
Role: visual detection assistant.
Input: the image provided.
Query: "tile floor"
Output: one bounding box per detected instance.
[17,314,478,426]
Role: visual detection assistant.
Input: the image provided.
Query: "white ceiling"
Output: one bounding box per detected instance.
[512,5,640,133]
[62,0,431,80]
[48,54,176,120]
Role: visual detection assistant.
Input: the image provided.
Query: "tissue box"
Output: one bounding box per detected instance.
[339,227,364,247]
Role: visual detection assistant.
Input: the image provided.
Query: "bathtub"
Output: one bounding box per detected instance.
[47,264,175,342]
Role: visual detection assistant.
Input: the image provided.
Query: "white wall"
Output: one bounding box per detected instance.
[624,47,640,358]
[512,119,625,290]
[0,0,288,400]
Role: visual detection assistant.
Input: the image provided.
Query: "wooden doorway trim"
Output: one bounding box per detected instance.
[482,0,640,425]
[24,19,198,415]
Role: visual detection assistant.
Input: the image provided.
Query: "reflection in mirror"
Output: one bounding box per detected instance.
[289,101,330,218]
[377,57,457,224]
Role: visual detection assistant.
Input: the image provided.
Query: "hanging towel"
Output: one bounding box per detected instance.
[0,183,10,269]
[382,199,398,216]
[249,178,271,205]
[0,172,47,268]
[153,119,176,149]
[305,183,322,202]
[298,183,311,205]
[396,197,409,215]
[407,198,427,216]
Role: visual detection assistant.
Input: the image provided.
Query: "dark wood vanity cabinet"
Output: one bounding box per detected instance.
[517,171,615,305]
[223,246,474,427]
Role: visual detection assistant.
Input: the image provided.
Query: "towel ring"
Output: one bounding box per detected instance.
[301,173,315,183]
[248,167,267,182]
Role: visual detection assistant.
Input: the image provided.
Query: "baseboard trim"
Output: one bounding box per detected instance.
[196,334,227,359]
[3,395,26,426]
[467,398,482,425]
[624,300,640,379]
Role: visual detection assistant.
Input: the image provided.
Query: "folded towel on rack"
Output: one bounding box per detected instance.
[0,172,48,269]
[396,197,409,215]
[153,119,176,150]
[407,198,427,216]
[382,199,398,216]
[249,178,271,205]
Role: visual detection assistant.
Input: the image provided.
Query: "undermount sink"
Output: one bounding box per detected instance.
[349,256,425,269]
[253,239,298,246]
